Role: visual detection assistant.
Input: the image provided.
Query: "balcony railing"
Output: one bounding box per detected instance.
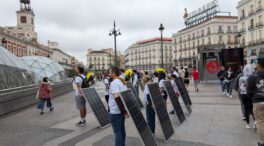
[207,31,211,35]
[218,30,224,33]
[257,39,264,45]
[240,15,246,20]
[248,10,255,16]
[240,28,246,33]
[248,25,255,31]
[257,5,263,12]
[248,40,256,46]
[218,41,224,44]
[256,22,264,28]
[227,30,232,33]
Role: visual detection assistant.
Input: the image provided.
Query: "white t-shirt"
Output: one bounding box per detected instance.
[173,71,179,77]
[159,79,166,96]
[144,84,150,104]
[171,80,180,95]
[109,78,127,114]
[74,74,85,96]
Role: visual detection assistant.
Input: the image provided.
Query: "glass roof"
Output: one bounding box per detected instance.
[0,46,37,90]
[20,56,67,82]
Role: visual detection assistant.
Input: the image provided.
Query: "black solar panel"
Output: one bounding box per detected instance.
[126,82,144,108]
[120,90,157,146]
[174,78,192,113]
[81,88,110,128]
[178,77,192,105]
[163,81,186,124]
[147,83,174,141]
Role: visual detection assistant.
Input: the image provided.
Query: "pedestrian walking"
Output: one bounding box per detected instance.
[217,66,226,95]
[143,76,155,134]
[158,71,168,107]
[184,68,190,91]
[234,69,246,120]
[108,67,128,146]
[132,70,139,95]
[224,67,235,98]
[247,58,264,146]
[192,66,200,92]
[172,66,179,77]
[74,66,88,126]
[37,77,53,115]
[238,64,255,129]
[179,67,185,79]
[103,70,111,111]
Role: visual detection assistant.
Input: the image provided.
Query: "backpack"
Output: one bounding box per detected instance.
[77,75,90,88]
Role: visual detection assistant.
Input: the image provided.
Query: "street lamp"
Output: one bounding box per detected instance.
[159,23,165,68]
[109,21,121,67]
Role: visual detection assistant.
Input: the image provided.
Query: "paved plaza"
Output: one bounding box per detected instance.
[0,82,259,146]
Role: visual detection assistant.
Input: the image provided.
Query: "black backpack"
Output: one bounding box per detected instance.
[77,75,90,88]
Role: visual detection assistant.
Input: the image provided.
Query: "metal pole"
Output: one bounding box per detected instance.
[113,22,117,67]
[161,32,164,68]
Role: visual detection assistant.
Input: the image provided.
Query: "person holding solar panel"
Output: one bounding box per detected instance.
[108,66,128,146]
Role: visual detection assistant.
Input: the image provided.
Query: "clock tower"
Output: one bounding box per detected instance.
[16,0,37,41]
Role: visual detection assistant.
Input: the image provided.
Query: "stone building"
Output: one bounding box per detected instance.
[125,37,173,71]
[172,11,239,69]
[237,0,264,63]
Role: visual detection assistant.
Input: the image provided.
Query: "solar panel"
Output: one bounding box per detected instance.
[120,90,157,146]
[163,81,186,124]
[147,83,174,141]
[81,88,110,128]
[174,78,192,113]
[178,77,192,105]
[126,82,144,108]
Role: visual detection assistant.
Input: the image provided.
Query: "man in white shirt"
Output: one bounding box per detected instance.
[108,67,128,146]
[132,70,139,95]
[74,66,87,126]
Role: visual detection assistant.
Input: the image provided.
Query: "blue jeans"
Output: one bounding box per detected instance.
[109,113,126,146]
[220,80,225,92]
[146,103,155,134]
[37,98,52,110]
[134,84,139,95]
[226,81,233,95]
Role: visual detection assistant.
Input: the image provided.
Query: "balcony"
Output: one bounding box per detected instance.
[248,10,255,16]
[248,40,256,46]
[201,33,205,37]
[192,37,195,40]
[218,41,224,45]
[240,15,246,20]
[257,5,263,12]
[248,25,255,31]
[207,31,211,35]
[218,30,224,33]
[227,30,232,33]
[240,28,246,33]
[207,42,211,45]
[227,41,238,44]
[257,39,264,45]
[256,22,264,28]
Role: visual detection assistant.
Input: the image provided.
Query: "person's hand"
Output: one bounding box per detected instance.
[124,113,129,118]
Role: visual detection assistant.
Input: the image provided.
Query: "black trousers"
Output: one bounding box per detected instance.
[105,95,110,112]
[241,94,254,124]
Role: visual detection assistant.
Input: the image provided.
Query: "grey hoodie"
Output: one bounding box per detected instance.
[238,64,253,95]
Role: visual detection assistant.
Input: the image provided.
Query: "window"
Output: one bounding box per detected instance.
[21,16,27,23]
[31,18,34,25]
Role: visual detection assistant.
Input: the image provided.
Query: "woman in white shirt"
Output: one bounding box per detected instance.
[108,67,128,146]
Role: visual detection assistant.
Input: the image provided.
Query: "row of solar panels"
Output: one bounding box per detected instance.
[81,77,192,146]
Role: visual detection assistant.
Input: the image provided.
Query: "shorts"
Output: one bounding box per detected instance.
[194,80,199,86]
[75,95,86,110]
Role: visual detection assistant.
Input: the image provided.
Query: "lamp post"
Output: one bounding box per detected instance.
[159,23,165,68]
[109,21,121,67]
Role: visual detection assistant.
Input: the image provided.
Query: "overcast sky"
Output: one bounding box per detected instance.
[0,0,239,63]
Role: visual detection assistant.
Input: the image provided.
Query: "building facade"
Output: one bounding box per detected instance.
[125,37,173,71]
[48,41,75,69]
[87,48,114,72]
[172,15,239,69]
[237,0,264,63]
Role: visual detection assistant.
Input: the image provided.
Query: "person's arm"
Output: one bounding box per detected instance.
[75,77,84,97]
[133,75,138,86]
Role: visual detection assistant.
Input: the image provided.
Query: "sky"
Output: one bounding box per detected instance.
[0,0,239,63]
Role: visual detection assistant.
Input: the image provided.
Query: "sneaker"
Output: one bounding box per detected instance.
[40,111,44,115]
[227,93,230,97]
[246,124,251,129]
[222,92,226,95]
[229,95,232,98]
[76,120,86,126]
[169,110,175,115]
[50,107,54,112]
[242,117,246,120]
